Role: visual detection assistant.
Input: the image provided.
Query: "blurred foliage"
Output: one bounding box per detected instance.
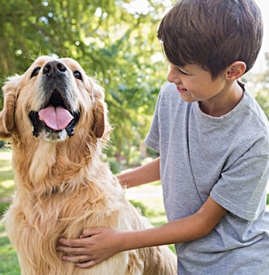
[1,0,269,172]
[0,0,173,171]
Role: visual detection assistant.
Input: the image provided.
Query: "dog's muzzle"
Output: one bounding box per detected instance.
[29,60,80,139]
[29,110,80,138]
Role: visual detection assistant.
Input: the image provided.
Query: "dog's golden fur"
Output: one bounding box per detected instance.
[0,56,177,275]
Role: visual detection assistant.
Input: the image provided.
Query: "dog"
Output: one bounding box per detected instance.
[0,56,177,275]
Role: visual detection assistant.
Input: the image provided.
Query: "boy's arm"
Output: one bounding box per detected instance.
[57,196,227,268]
[117,157,160,188]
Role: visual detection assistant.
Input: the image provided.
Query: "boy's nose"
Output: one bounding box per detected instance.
[167,67,180,83]
[167,69,174,83]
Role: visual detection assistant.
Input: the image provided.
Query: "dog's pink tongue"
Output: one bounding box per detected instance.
[38,106,73,130]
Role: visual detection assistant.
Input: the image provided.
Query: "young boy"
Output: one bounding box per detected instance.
[57,0,269,273]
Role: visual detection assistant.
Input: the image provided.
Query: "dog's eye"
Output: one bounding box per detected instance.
[73,70,83,81]
[30,67,41,79]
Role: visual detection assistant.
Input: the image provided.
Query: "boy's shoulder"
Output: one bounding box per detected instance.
[158,82,185,108]
[160,82,180,99]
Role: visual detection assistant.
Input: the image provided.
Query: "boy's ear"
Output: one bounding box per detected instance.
[225,61,247,80]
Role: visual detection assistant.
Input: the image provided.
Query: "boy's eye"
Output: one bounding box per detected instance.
[177,68,188,75]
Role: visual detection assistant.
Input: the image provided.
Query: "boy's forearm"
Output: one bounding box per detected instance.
[118,196,227,251]
[117,157,160,188]
[119,214,204,251]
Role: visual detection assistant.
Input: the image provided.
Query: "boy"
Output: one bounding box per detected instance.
[57,0,269,273]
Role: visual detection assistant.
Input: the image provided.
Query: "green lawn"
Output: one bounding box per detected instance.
[0,148,14,218]
[0,223,20,275]
[0,149,14,199]
[0,149,173,273]
[0,149,20,275]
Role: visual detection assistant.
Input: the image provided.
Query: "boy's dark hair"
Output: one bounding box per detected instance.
[157,0,263,78]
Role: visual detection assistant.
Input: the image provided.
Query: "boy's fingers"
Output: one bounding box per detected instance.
[62,254,91,263]
[81,227,101,238]
[58,237,87,247]
[76,260,99,268]
[57,244,85,254]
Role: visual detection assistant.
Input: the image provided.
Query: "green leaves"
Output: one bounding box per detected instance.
[0,0,171,170]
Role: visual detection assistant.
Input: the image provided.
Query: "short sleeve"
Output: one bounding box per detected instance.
[211,144,269,220]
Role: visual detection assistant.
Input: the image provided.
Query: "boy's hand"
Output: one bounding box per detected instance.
[56,227,121,268]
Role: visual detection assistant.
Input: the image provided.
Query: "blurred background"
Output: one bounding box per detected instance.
[0,0,268,172]
[0,0,172,171]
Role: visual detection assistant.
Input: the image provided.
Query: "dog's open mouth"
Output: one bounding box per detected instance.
[29,90,80,139]
[38,92,73,131]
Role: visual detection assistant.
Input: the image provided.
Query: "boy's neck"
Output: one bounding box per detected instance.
[199,81,244,117]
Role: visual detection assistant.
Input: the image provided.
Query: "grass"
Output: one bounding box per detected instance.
[0,149,14,199]
[0,148,20,275]
[0,223,20,275]
[0,149,174,273]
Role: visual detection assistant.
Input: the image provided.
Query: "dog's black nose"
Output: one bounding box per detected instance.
[43,60,67,77]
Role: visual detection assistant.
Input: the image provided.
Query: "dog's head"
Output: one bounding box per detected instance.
[0,56,108,143]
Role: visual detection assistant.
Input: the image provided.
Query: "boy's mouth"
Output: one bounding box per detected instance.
[176,86,188,93]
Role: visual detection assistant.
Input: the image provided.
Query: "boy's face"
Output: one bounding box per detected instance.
[167,63,227,103]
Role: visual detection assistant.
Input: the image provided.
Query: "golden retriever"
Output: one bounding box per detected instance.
[0,56,177,275]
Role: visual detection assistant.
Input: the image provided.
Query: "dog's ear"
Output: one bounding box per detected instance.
[92,84,106,138]
[0,111,12,139]
[0,75,21,139]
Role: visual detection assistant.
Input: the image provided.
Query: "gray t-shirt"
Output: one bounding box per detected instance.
[145,82,269,274]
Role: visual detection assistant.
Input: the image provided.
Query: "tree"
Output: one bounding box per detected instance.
[0,0,173,171]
